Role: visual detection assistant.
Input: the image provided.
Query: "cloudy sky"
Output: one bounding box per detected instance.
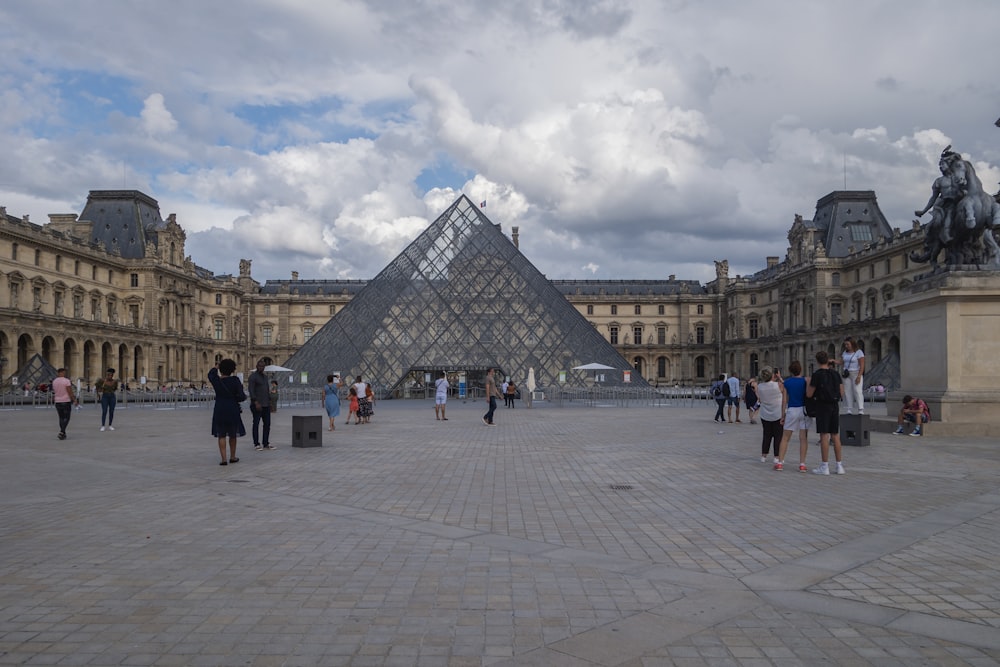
[1,0,998,284]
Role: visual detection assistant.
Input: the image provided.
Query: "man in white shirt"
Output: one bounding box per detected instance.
[727,372,742,423]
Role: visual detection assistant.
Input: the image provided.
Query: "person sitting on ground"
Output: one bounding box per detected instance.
[894,395,930,436]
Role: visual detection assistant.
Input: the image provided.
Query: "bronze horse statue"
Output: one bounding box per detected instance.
[911,148,1000,271]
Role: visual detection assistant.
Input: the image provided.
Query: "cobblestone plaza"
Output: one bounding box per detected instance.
[2,399,999,666]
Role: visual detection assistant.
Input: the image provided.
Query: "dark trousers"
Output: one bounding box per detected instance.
[484,396,498,424]
[251,404,271,445]
[714,398,726,421]
[100,393,117,426]
[56,401,72,434]
[761,418,783,456]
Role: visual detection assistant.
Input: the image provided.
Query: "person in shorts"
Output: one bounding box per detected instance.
[807,351,845,475]
[434,371,449,420]
[775,360,809,471]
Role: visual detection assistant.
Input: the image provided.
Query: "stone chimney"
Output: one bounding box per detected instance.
[766,256,779,269]
[291,271,299,281]
[512,226,519,249]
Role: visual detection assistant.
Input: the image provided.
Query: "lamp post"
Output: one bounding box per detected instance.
[0,356,6,387]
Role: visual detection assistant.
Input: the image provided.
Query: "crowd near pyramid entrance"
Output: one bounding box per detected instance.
[284,195,642,395]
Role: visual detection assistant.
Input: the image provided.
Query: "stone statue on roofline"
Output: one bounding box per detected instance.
[911,145,1000,272]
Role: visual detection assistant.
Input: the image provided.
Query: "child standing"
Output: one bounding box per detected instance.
[348,385,360,425]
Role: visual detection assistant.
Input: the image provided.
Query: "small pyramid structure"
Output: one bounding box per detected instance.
[284,195,643,392]
[8,353,59,390]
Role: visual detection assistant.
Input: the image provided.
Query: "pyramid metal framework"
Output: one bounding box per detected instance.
[283,195,644,393]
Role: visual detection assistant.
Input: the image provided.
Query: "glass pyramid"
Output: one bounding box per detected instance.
[284,195,643,394]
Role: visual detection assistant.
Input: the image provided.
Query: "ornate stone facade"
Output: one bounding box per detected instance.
[0,189,937,389]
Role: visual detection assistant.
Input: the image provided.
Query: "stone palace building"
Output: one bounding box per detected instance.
[0,189,934,391]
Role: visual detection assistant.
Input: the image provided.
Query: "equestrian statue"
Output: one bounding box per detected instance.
[911,145,1000,271]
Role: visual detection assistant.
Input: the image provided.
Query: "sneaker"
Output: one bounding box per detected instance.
[263,445,276,450]
[482,417,488,425]
[835,462,846,475]
[108,426,115,431]
[812,464,830,475]
[254,445,263,451]
[58,432,66,440]
[773,462,783,471]
[760,456,767,463]
[799,463,808,473]
[910,427,922,437]
[100,426,105,432]
[893,426,904,435]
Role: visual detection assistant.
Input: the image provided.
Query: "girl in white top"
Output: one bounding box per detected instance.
[756,367,786,464]
[839,337,866,415]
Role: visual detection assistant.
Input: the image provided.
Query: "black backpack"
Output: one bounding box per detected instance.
[722,381,732,397]
[812,369,838,403]
[712,384,722,398]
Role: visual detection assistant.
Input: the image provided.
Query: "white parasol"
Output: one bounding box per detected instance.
[526,367,536,393]
[572,362,616,371]
[263,364,294,372]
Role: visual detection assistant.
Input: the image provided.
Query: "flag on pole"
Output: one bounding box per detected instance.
[480,200,486,208]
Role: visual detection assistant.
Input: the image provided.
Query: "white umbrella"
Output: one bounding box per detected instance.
[263,364,294,372]
[526,367,536,393]
[572,362,616,370]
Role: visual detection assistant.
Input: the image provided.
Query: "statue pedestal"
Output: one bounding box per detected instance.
[891,269,1000,436]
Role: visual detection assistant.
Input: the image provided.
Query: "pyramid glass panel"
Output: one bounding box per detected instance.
[284,195,645,393]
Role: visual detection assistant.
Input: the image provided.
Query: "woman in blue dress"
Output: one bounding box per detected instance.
[323,374,342,431]
[209,358,246,465]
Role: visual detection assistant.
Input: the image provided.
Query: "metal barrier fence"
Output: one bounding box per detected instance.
[548,385,713,409]
[0,385,715,411]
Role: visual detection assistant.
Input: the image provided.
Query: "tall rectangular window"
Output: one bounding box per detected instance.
[609,326,619,345]
[697,304,704,314]
[657,357,666,377]
[586,304,593,315]
[262,326,272,345]
[696,326,705,344]
[305,305,312,315]
[657,327,666,345]
[634,305,641,315]
[130,273,139,287]
[303,326,313,342]
[214,320,224,340]
[749,318,759,338]
[633,326,643,345]
[55,256,62,272]
[658,304,664,315]
[264,304,271,315]
[610,305,617,315]
[215,293,222,305]
[329,305,336,315]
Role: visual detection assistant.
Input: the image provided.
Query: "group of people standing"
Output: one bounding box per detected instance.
[713,336,879,475]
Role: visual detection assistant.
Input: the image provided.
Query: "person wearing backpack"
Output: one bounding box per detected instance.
[807,351,845,475]
[710,374,727,422]
[894,395,930,436]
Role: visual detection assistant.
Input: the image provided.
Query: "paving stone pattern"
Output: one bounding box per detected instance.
[1,398,999,666]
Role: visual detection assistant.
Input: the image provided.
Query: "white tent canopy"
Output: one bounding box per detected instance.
[572,362,616,371]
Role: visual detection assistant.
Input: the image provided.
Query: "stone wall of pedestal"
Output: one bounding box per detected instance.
[890,269,1000,437]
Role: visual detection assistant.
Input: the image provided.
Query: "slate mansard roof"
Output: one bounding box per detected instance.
[79,190,167,259]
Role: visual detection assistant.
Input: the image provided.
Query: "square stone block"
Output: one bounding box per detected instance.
[840,413,870,447]
[292,415,323,448]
